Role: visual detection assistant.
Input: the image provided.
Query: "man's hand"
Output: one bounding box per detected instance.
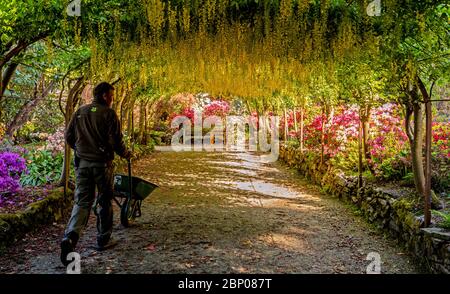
[123,150,133,160]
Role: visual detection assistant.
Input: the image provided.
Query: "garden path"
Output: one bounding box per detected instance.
[0,150,420,273]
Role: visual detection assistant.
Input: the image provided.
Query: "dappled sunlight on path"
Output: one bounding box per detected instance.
[0,149,421,274]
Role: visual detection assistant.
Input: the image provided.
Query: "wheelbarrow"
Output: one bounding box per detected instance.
[112,159,159,227]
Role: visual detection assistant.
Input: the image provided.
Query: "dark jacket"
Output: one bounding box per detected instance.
[65,98,130,163]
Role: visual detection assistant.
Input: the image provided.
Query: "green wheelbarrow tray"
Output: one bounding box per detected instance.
[112,174,159,227]
[113,174,158,200]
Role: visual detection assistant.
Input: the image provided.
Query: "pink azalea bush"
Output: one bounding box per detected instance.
[303,106,360,157]
[169,100,231,125]
[203,100,230,117]
[285,102,447,188]
[280,110,307,138]
[251,111,279,131]
[42,127,65,155]
[367,103,408,161]
[169,107,196,126]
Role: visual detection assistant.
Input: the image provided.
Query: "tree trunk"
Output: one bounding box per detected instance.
[360,106,374,173]
[143,101,149,145]
[6,96,39,138]
[412,103,426,198]
[417,77,434,226]
[363,120,370,158]
[358,120,363,189]
[146,100,156,133]
[0,33,49,100]
[283,108,288,141]
[361,106,371,160]
[5,76,54,138]
[1,62,18,98]
[424,96,432,226]
[138,101,146,144]
[127,100,136,137]
[293,107,298,132]
[245,100,253,115]
[405,101,426,199]
[300,107,304,152]
[129,102,135,150]
[120,94,129,128]
[320,106,325,165]
[58,77,85,189]
[114,84,126,114]
[0,62,19,119]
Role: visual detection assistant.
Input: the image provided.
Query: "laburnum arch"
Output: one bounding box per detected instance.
[0,0,448,226]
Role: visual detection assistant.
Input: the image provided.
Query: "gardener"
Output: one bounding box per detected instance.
[60,82,131,266]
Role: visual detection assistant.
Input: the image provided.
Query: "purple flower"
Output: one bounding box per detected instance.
[0,152,27,195]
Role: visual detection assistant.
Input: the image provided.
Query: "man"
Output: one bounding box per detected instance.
[60,82,131,266]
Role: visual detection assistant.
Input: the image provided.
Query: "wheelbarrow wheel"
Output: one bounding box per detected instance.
[120,197,137,227]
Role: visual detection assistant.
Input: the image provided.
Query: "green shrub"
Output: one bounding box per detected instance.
[20,150,63,186]
[149,130,165,146]
[431,156,450,193]
[377,152,411,181]
[15,121,38,143]
[402,172,415,186]
[330,141,359,172]
[285,139,300,149]
[432,210,450,230]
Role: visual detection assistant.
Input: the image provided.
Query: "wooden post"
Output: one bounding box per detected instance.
[424,97,432,227]
[358,119,363,189]
[320,106,325,165]
[284,108,288,141]
[293,107,298,132]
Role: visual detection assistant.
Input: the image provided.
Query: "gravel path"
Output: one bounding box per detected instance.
[0,150,421,273]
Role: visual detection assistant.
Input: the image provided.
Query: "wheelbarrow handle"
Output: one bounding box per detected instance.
[128,158,133,197]
[127,158,132,177]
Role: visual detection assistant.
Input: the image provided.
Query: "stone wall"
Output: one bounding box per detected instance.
[0,187,73,250]
[279,144,450,274]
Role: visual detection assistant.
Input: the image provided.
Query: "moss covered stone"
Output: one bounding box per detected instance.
[0,187,73,249]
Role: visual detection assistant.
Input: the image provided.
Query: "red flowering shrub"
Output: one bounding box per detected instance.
[432,122,450,159]
[303,106,359,157]
[431,121,450,192]
[169,100,231,125]
[203,100,230,118]
[280,110,308,139]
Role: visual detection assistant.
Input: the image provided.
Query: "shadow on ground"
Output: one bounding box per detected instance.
[0,150,422,274]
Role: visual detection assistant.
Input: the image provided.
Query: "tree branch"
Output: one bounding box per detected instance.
[0,31,49,68]
[405,105,414,143]
[58,58,90,116]
[0,62,18,98]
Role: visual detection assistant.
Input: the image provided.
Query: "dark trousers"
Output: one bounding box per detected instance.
[64,164,114,245]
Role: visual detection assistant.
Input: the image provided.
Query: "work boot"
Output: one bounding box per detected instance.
[95,236,118,251]
[60,232,79,267]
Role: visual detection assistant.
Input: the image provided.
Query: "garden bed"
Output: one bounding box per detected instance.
[279,144,450,274]
[0,184,57,214]
[0,187,73,251]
